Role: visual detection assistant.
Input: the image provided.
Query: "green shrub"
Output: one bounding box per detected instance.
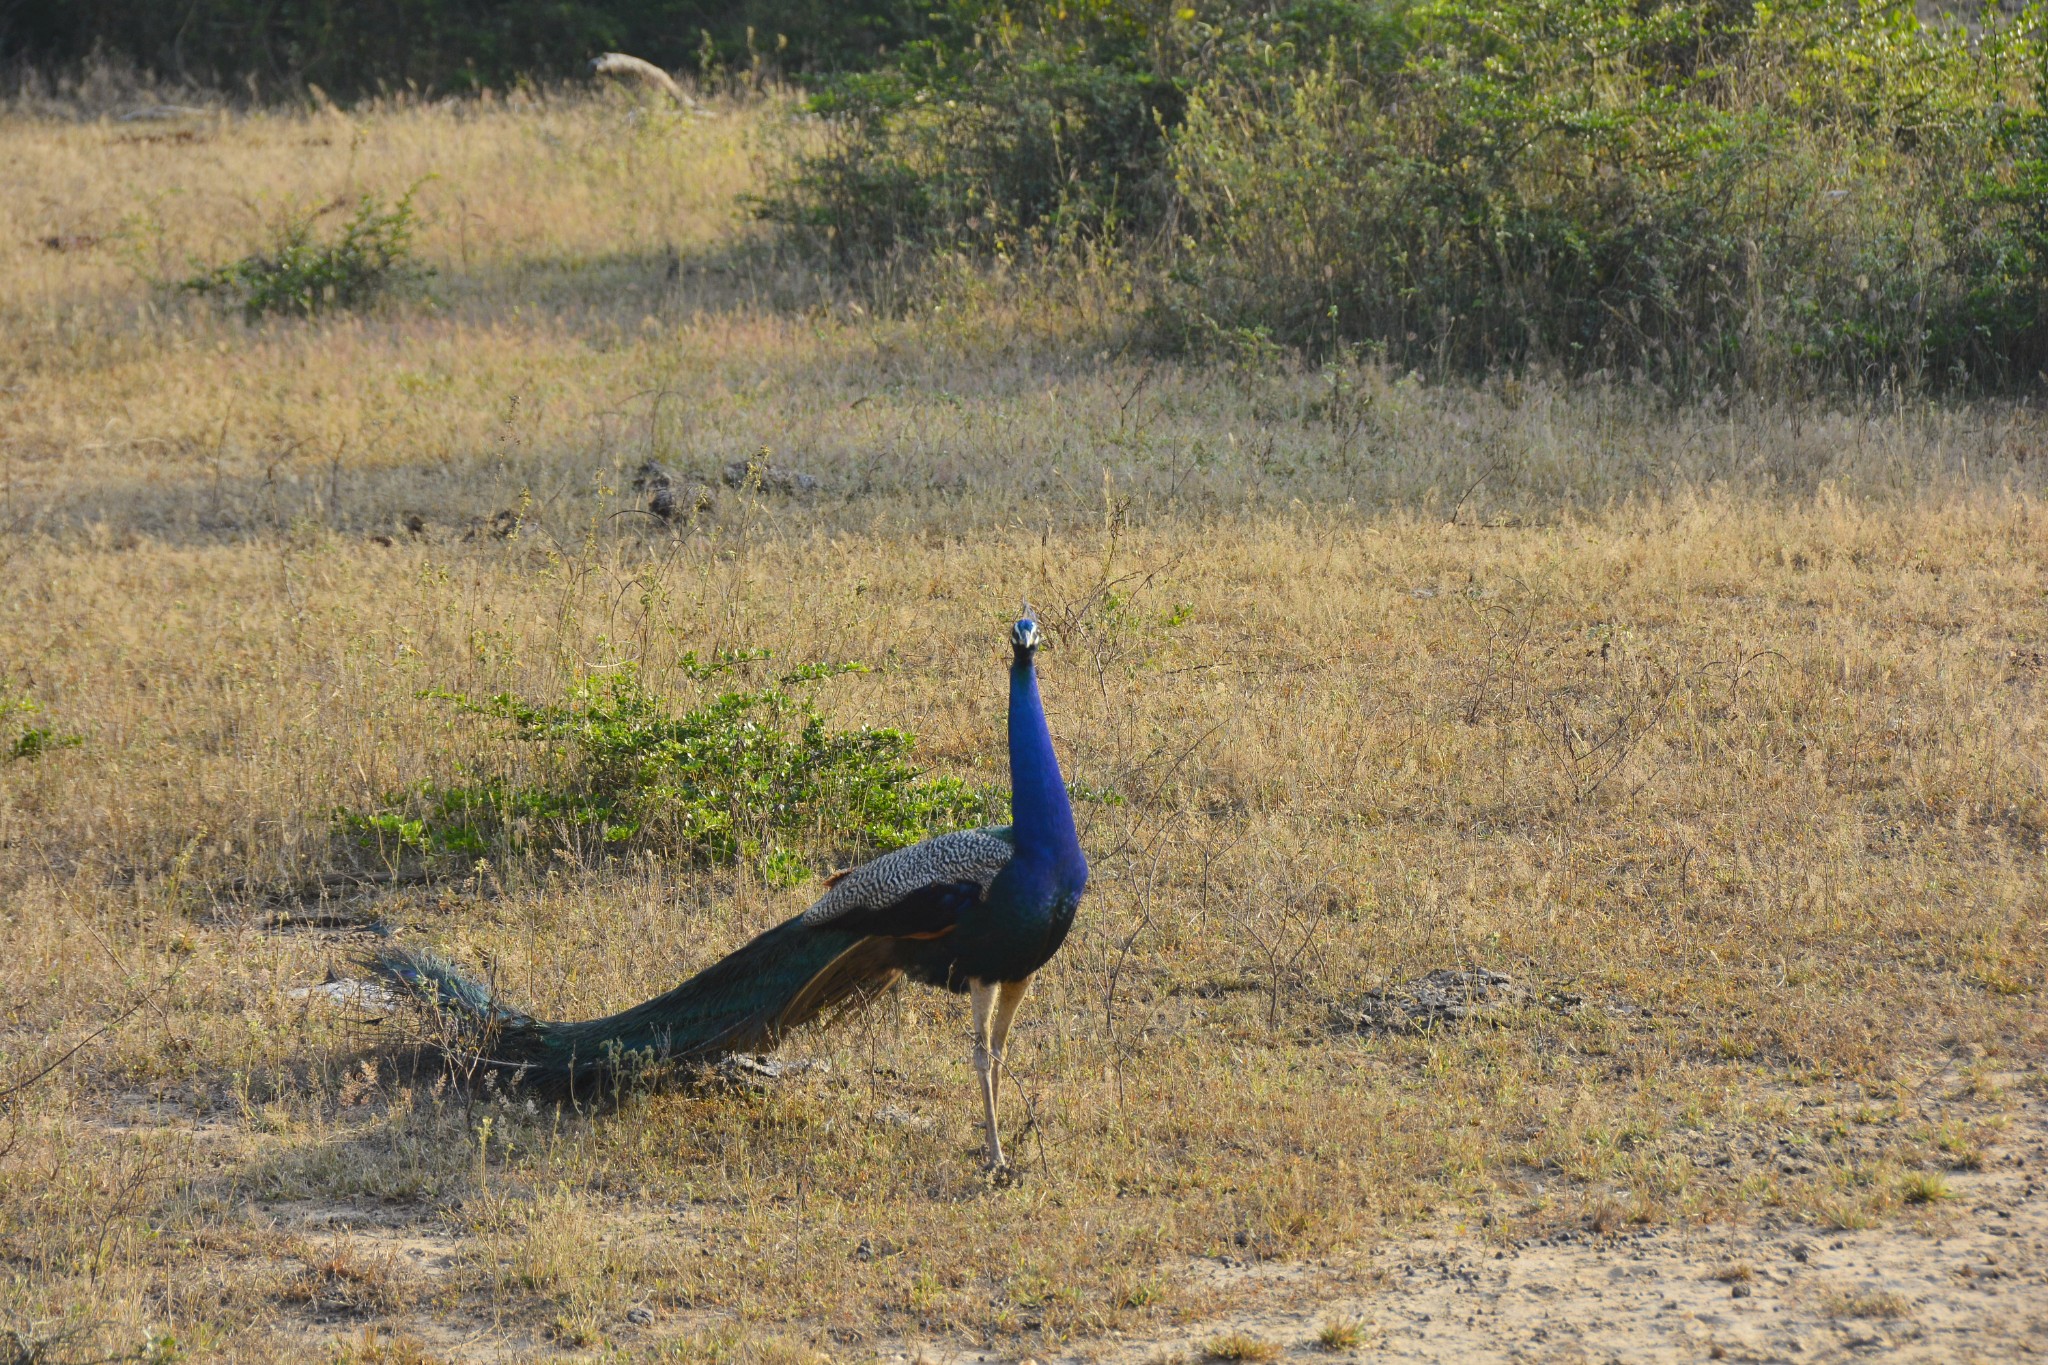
[770,0,2048,391]
[340,658,997,882]
[1159,0,2047,388]
[758,0,1194,255]
[182,182,429,320]
[2,693,82,762]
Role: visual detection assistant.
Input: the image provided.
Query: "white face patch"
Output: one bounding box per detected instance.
[798,829,1015,928]
[1012,618,1040,651]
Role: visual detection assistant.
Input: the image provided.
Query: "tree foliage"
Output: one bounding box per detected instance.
[2,0,928,93]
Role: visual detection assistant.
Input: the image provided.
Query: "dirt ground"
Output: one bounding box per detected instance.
[955,1089,2048,1365]
[222,1070,2045,1363]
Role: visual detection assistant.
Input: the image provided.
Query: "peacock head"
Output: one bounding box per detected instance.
[1011,614,1042,660]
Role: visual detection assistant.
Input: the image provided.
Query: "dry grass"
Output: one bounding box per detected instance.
[1900,1170,1953,1204]
[1314,1316,1367,1350]
[1201,1331,1281,1363]
[1,90,2044,1362]
[1823,1287,1913,1320]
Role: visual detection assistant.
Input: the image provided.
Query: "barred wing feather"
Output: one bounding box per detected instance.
[798,828,1014,932]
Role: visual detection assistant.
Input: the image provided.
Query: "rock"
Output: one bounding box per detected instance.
[723,453,820,496]
[625,1306,655,1326]
[696,1053,827,1092]
[463,509,522,540]
[290,973,398,1018]
[587,53,692,107]
[649,480,714,522]
[1334,969,1520,1034]
[633,459,714,520]
[1333,970,1643,1035]
[871,1105,935,1132]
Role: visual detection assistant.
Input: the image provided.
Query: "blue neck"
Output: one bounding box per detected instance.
[1009,652,1083,880]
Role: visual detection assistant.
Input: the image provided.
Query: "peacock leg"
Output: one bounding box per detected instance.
[969,979,1004,1169]
[989,977,1032,1101]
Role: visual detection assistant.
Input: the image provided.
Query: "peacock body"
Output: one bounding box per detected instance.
[373,615,1085,1168]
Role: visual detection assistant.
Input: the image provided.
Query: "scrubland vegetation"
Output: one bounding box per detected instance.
[0,10,2044,1357]
[774,0,2048,386]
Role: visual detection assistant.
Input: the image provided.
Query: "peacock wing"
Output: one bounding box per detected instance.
[770,830,1015,1034]
[772,879,987,1031]
[796,828,1013,933]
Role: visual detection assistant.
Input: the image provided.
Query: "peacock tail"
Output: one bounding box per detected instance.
[368,828,1016,1098]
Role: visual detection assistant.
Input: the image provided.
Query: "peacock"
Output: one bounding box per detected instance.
[371,614,1088,1171]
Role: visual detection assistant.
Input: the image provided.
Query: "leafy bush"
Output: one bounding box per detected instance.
[772,0,2048,391]
[341,658,997,882]
[182,183,429,319]
[758,0,1191,255]
[1161,0,2048,387]
[2,693,82,762]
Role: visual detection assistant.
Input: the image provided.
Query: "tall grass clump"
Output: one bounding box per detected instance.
[772,0,2048,392]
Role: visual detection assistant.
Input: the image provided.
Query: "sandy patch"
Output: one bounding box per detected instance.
[903,1094,2046,1364]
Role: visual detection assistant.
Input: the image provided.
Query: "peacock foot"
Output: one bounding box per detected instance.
[981,1156,1020,1188]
